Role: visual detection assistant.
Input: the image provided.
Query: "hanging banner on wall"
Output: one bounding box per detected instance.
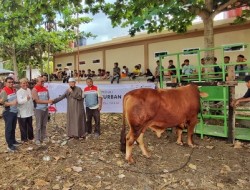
[45,83,156,113]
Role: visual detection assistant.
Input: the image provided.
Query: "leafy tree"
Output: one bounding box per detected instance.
[0,0,93,79]
[86,0,250,63]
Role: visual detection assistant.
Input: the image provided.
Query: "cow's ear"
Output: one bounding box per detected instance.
[200,92,208,98]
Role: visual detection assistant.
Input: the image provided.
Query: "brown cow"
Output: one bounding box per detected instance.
[121,84,206,163]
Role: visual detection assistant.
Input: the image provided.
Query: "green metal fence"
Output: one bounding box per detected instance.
[158,43,250,141]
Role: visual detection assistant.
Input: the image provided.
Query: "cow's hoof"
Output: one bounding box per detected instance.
[176,141,184,146]
[127,157,135,164]
[188,143,196,148]
[144,152,151,158]
[126,155,135,164]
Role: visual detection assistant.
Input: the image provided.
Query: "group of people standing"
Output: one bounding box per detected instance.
[0,77,39,152]
[0,76,102,152]
[53,77,103,138]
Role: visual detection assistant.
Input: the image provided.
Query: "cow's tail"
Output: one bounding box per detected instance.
[199,91,208,123]
[120,95,127,153]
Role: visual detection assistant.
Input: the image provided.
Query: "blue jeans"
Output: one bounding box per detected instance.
[3,111,18,148]
[111,75,120,84]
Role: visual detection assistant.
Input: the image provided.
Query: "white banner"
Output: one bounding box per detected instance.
[45,83,156,113]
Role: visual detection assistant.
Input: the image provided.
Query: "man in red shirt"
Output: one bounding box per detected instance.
[0,77,20,152]
[83,78,103,137]
[32,76,53,145]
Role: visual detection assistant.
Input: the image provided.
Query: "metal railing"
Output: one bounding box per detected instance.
[158,43,250,141]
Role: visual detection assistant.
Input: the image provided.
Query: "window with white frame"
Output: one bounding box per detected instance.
[183,48,200,55]
[79,61,85,65]
[223,44,245,52]
[155,51,168,58]
[93,59,100,64]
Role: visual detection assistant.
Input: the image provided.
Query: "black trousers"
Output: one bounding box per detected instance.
[63,76,70,83]
[86,107,100,135]
[3,111,17,148]
[18,116,34,141]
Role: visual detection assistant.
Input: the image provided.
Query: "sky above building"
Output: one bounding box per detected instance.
[82,10,225,46]
[81,12,130,45]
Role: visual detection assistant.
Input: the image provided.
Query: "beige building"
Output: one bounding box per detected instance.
[54,18,250,74]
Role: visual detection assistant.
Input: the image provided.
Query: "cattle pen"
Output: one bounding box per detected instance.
[158,43,250,143]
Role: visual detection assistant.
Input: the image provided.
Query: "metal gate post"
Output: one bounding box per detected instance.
[228,86,236,144]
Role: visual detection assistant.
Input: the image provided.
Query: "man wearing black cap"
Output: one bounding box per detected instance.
[232,75,250,107]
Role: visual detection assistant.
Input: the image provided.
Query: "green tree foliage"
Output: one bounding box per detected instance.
[0,0,93,79]
[86,0,250,62]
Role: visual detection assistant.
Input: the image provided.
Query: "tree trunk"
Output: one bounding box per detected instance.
[12,44,19,80]
[203,16,214,64]
[40,50,44,74]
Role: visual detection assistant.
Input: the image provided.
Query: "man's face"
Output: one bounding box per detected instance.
[237,56,243,62]
[37,78,45,86]
[20,81,28,89]
[43,76,48,82]
[69,81,76,87]
[6,79,14,88]
[201,59,205,65]
[169,61,173,65]
[184,61,189,65]
[86,79,93,87]
[246,81,250,88]
[224,58,230,63]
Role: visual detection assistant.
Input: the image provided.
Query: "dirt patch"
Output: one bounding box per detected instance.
[0,113,249,190]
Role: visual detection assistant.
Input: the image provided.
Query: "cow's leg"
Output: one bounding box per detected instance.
[149,126,165,138]
[187,118,198,147]
[137,132,150,158]
[155,129,165,138]
[125,129,135,163]
[176,126,183,146]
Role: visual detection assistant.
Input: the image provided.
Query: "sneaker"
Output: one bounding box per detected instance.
[85,132,91,137]
[13,141,22,147]
[35,140,41,146]
[7,146,16,153]
[66,137,70,140]
[94,133,100,138]
[43,138,50,143]
[22,140,30,144]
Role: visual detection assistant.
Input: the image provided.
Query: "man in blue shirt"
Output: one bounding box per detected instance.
[182,59,195,75]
